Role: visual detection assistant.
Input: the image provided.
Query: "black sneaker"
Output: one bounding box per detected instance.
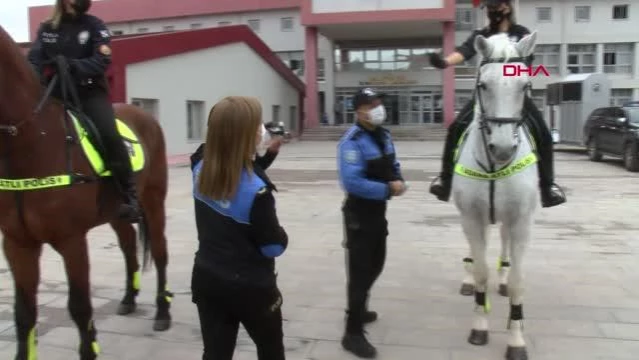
[342,332,377,358]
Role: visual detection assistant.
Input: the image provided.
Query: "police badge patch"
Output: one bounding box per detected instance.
[78,30,90,45]
[344,150,359,164]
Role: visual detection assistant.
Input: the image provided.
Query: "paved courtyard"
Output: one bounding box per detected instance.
[1,140,638,360]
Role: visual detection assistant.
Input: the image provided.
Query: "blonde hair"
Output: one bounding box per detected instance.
[197,96,262,200]
[48,0,66,29]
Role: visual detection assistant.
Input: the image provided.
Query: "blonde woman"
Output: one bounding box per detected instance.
[190,96,288,360]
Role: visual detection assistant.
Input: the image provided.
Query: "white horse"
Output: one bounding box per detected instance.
[452,31,539,360]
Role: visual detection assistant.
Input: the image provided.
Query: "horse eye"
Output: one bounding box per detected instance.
[477,82,487,90]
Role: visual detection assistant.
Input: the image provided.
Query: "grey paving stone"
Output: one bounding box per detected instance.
[0,141,638,359]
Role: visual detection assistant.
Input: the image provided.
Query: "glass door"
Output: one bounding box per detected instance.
[421,94,433,123]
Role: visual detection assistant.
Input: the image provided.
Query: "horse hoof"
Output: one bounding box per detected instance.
[460,283,475,296]
[153,318,171,332]
[468,329,489,346]
[505,346,528,360]
[117,302,136,315]
[498,284,509,297]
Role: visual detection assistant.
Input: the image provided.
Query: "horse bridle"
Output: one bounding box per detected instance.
[474,56,532,172]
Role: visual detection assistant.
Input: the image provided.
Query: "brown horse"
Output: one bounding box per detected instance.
[0,25,172,360]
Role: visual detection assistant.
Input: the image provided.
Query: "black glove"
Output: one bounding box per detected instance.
[54,55,70,71]
[429,52,448,69]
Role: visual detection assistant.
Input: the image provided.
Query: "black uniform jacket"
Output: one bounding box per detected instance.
[190,145,288,288]
[27,13,112,91]
[456,24,534,66]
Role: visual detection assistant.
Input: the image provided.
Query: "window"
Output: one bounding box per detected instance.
[317,58,325,81]
[131,98,158,119]
[110,30,124,36]
[567,44,596,73]
[613,5,629,19]
[289,106,297,131]
[534,44,560,74]
[276,51,305,76]
[610,89,633,106]
[338,47,440,72]
[536,7,552,22]
[247,19,260,32]
[603,43,634,74]
[162,25,175,32]
[455,8,474,31]
[280,17,294,31]
[574,6,590,22]
[272,105,281,123]
[190,23,202,29]
[218,21,232,27]
[137,27,149,33]
[186,101,205,141]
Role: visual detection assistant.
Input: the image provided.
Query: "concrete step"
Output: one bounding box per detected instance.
[301,125,447,141]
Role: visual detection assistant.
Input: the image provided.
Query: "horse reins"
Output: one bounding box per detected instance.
[473,55,532,224]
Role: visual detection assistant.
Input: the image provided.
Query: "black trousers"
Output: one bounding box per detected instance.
[440,96,555,187]
[342,202,388,334]
[80,91,134,183]
[191,265,285,360]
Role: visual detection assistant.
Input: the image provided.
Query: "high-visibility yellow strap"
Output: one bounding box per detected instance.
[0,175,71,191]
[454,153,538,180]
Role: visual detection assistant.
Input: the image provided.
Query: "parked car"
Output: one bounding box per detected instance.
[583,103,639,172]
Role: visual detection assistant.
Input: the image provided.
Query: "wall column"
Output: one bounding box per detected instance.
[442,21,455,128]
[559,43,568,77]
[633,42,639,80]
[304,26,319,129]
[595,43,604,73]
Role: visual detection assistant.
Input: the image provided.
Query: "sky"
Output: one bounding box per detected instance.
[0,0,56,42]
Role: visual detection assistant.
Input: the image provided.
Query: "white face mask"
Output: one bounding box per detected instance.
[368,105,386,125]
[256,123,271,156]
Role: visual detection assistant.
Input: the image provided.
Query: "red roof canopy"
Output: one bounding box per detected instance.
[106,25,305,103]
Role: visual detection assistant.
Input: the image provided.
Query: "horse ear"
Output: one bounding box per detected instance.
[474,35,492,59]
[516,31,538,57]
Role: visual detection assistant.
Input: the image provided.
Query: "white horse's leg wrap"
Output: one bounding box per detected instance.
[463,257,475,286]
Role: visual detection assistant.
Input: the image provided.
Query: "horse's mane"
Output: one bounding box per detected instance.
[483,33,521,63]
[0,25,42,116]
[0,25,39,91]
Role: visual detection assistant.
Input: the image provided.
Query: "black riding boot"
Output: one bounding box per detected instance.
[430,102,474,202]
[342,311,377,358]
[523,97,566,208]
[111,160,141,223]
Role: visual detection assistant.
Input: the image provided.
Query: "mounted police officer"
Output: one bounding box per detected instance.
[428,0,566,208]
[337,88,407,358]
[191,97,289,360]
[27,0,140,222]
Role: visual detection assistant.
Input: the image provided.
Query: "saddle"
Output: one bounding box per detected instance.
[40,57,144,178]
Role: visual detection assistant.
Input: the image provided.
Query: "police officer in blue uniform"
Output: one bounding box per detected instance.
[190,96,288,360]
[428,0,566,209]
[27,0,140,221]
[337,88,407,358]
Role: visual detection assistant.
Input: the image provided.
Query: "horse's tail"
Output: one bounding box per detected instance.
[137,211,153,272]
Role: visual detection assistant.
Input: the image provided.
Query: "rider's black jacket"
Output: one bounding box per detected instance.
[190,145,288,288]
[456,24,533,66]
[27,13,111,92]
